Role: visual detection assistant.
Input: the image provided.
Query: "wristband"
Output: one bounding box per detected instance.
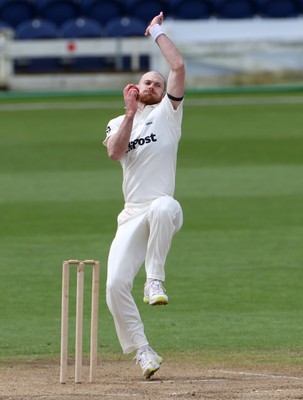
[149,24,164,41]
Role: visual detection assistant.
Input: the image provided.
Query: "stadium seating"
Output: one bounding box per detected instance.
[125,0,170,23]
[15,18,61,72]
[36,0,81,27]
[169,0,213,19]
[0,0,36,28]
[2,0,302,75]
[58,17,106,71]
[214,0,258,19]
[81,0,125,25]
[257,0,301,18]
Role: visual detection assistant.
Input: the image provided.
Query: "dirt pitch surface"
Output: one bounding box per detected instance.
[1,359,303,400]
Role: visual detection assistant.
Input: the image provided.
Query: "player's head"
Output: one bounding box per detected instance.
[137,71,166,105]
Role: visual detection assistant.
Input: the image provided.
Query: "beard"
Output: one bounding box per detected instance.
[139,91,162,105]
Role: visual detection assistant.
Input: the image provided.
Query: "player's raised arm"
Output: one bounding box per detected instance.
[145,12,185,109]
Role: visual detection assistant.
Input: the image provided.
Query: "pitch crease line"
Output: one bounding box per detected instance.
[217,370,303,380]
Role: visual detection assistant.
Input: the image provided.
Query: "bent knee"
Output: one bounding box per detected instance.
[150,196,179,215]
[149,196,183,231]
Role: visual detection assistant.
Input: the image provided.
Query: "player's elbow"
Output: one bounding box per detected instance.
[108,149,122,161]
[107,140,123,161]
[108,151,121,161]
[173,57,185,75]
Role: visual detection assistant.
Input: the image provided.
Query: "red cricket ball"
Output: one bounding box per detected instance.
[129,84,139,99]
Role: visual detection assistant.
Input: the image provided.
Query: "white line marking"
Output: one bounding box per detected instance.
[216,370,303,380]
[0,101,122,111]
[1,95,303,112]
[186,96,303,106]
[139,379,226,384]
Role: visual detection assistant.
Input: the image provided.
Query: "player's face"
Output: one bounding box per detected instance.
[138,72,165,105]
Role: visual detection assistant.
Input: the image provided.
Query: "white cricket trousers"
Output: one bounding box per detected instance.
[106,195,183,354]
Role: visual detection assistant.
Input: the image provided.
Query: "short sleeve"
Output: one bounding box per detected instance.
[103,115,124,147]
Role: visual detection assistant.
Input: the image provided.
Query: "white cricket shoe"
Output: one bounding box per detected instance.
[134,346,163,379]
[143,280,168,306]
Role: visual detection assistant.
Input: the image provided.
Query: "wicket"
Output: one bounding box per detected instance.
[60,259,100,384]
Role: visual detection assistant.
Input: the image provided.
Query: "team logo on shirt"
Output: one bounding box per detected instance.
[127,133,157,153]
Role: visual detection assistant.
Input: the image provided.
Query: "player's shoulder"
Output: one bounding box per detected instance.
[106,114,125,139]
[108,114,125,126]
[159,93,184,113]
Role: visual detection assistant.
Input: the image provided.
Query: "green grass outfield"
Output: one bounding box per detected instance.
[0,87,303,366]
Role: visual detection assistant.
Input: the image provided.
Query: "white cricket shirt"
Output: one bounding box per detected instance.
[104,94,183,205]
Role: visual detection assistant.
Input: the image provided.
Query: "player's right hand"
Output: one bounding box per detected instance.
[124,84,139,115]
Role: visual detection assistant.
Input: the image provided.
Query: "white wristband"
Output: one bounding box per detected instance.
[149,24,164,41]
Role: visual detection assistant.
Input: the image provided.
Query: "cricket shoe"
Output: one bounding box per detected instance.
[134,346,163,379]
[143,280,168,306]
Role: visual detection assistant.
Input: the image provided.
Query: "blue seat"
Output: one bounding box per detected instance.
[36,0,81,27]
[257,0,301,18]
[214,0,257,19]
[59,17,107,72]
[0,19,11,29]
[125,0,170,23]
[59,17,103,37]
[105,16,146,37]
[169,0,213,19]
[15,19,60,72]
[0,0,36,28]
[16,18,58,39]
[105,17,149,71]
[81,0,125,25]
